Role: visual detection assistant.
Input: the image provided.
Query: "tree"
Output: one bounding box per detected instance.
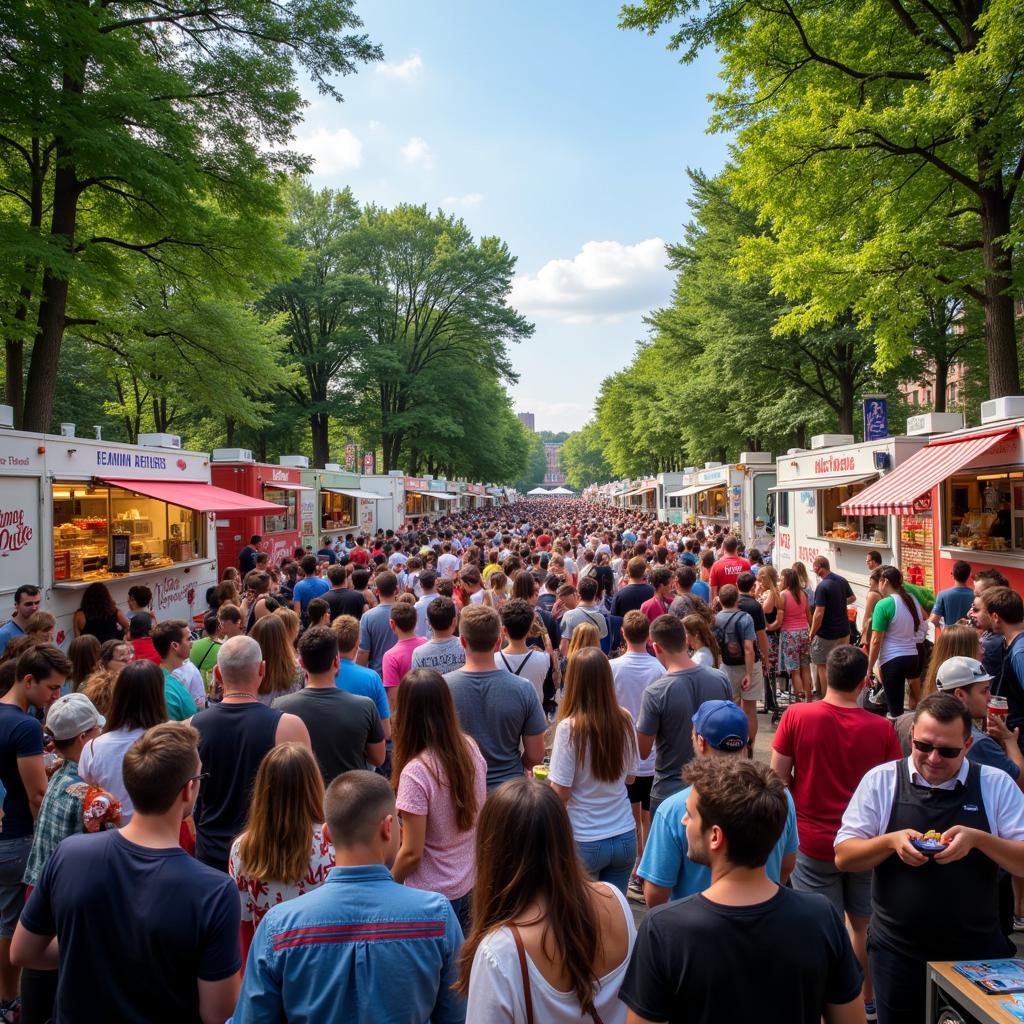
[0,0,381,430]
[345,204,534,471]
[514,428,548,493]
[261,179,369,466]
[622,0,1024,397]
[560,422,613,489]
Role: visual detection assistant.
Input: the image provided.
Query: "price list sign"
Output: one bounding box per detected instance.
[900,514,935,592]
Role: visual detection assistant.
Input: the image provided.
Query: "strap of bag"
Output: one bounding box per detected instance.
[509,924,534,1024]
[500,652,533,677]
[509,923,604,1024]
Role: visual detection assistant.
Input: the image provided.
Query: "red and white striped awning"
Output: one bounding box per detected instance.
[838,429,1016,516]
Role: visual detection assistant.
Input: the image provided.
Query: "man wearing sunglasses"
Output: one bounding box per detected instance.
[835,692,1024,1024]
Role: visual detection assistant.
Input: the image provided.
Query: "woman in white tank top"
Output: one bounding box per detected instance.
[867,567,924,719]
[457,778,636,1023]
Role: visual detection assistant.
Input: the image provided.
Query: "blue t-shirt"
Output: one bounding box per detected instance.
[21,829,240,1021]
[692,580,711,604]
[931,585,975,626]
[637,784,799,900]
[292,576,330,616]
[336,659,390,720]
[0,620,25,658]
[316,548,337,565]
[359,603,398,676]
[0,703,44,838]
[967,725,1020,781]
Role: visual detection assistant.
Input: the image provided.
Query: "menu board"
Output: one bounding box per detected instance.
[900,513,935,591]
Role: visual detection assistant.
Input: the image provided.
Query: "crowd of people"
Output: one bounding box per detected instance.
[0,498,1022,1023]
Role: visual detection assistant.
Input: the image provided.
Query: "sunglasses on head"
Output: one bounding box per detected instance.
[913,739,963,759]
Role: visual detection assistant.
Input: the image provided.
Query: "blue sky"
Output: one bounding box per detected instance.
[295,1,729,432]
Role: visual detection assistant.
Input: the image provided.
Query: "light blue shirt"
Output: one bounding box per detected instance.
[0,620,25,658]
[692,580,711,604]
[335,659,390,721]
[234,864,465,1024]
[637,784,799,900]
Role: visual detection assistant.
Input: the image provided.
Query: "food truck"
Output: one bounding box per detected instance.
[656,472,687,523]
[0,414,282,642]
[771,431,930,605]
[211,451,311,576]
[671,455,776,545]
[299,463,382,549]
[359,474,461,532]
[835,399,1024,596]
[620,479,659,513]
[664,468,698,524]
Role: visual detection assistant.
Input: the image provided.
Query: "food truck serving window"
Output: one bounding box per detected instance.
[262,488,297,533]
[322,491,356,530]
[818,483,888,543]
[52,481,204,581]
[698,487,727,519]
[944,469,1024,553]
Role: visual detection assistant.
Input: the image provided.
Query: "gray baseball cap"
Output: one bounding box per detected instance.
[935,656,993,692]
[45,693,105,742]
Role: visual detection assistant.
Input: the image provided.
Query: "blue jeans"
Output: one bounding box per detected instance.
[576,829,637,895]
[449,892,472,936]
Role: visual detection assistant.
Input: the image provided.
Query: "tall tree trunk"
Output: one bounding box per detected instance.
[309,412,329,467]
[225,416,236,447]
[933,359,949,413]
[838,369,855,434]
[22,70,85,434]
[792,423,807,449]
[978,182,1020,398]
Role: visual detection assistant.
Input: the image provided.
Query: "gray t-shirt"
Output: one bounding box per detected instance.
[273,687,383,785]
[444,668,547,790]
[636,666,731,809]
[560,605,609,641]
[358,603,398,676]
[411,636,466,674]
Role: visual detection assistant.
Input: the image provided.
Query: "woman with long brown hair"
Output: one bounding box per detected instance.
[549,647,637,894]
[229,742,334,966]
[250,612,302,704]
[391,668,486,933]
[458,778,635,1023]
[67,634,101,695]
[566,622,601,661]
[921,622,982,696]
[683,614,720,668]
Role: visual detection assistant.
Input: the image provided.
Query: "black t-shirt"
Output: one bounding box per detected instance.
[813,572,854,639]
[324,587,368,621]
[238,544,257,575]
[274,687,383,785]
[620,888,862,1024]
[611,583,656,617]
[738,595,767,662]
[0,704,44,838]
[21,830,240,1023]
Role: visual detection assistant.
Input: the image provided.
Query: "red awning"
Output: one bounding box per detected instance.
[838,430,1016,516]
[98,478,286,515]
[261,482,311,492]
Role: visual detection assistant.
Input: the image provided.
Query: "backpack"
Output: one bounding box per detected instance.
[715,612,746,666]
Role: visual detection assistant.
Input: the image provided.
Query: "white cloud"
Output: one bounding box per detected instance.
[368,119,384,131]
[441,192,483,209]
[294,127,363,176]
[509,238,672,324]
[401,136,432,168]
[378,54,423,79]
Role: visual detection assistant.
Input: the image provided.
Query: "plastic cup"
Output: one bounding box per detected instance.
[989,696,1009,719]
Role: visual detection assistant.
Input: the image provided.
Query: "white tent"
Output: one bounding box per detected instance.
[526,486,551,495]
[548,486,574,495]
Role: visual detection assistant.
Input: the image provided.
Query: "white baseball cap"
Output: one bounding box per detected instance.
[935,656,994,692]
[44,693,105,742]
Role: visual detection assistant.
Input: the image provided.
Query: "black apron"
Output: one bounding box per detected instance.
[871,759,1012,961]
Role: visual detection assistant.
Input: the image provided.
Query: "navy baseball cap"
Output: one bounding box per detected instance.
[693,700,749,752]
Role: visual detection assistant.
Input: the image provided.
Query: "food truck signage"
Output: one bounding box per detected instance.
[0,505,33,554]
[863,396,889,441]
[814,454,856,474]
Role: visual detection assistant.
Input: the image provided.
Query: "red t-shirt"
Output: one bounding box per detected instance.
[639,594,673,625]
[772,701,902,861]
[130,637,161,666]
[708,556,751,590]
[349,548,370,566]
[537,534,551,549]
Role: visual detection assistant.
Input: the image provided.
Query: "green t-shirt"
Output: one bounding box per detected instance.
[871,595,897,632]
[162,669,198,721]
[189,637,221,672]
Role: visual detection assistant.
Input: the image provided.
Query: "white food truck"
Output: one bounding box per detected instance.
[770,431,931,607]
[672,454,777,546]
[0,414,282,645]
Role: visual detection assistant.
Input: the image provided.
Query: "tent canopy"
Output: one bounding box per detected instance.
[548,486,574,494]
[527,487,551,495]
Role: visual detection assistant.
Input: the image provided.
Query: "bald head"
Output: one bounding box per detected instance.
[216,634,263,689]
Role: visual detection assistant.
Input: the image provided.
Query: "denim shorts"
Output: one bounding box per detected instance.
[0,835,33,938]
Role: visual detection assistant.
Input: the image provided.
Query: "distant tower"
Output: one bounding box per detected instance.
[517,411,535,432]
